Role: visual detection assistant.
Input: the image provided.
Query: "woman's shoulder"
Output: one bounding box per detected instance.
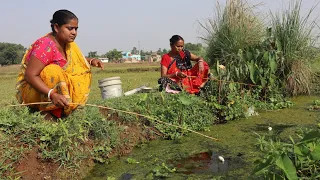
[160,53,171,67]
[33,35,54,45]
[161,53,170,59]
[28,35,57,64]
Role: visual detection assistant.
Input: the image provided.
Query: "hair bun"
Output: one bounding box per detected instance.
[169,35,184,45]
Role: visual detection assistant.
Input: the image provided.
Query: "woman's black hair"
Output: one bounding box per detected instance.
[170,35,184,45]
[50,9,78,33]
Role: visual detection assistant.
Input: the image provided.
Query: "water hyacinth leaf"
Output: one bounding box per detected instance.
[235,67,240,79]
[260,76,267,88]
[229,83,235,91]
[299,130,320,143]
[178,95,192,105]
[253,156,274,175]
[59,136,63,146]
[238,49,245,61]
[263,51,269,64]
[275,154,298,180]
[248,61,256,84]
[254,49,261,59]
[126,157,140,164]
[258,64,264,74]
[300,145,310,156]
[293,145,304,156]
[40,136,49,141]
[269,77,275,86]
[140,93,148,102]
[310,145,320,160]
[246,51,253,61]
[275,39,282,52]
[269,55,277,73]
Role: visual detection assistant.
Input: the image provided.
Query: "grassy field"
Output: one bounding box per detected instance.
[0,62,160,104]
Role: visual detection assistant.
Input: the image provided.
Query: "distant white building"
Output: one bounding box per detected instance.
[99,58,109,63]
[122,52,141,61]
[145,53,161,62]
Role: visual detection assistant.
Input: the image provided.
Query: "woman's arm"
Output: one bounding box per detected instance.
[86,58,104,69]
[161,65,186,78]
[161,65,175,78]
[25,57,51,95]
[24,56,68,107]
[189,53,205,73]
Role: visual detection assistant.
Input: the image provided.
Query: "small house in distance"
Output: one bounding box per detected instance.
[98,58,109,63]
[145,52,161,62]
[122,52,141,61]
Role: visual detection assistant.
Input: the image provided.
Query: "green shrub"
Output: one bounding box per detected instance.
[253,127,320,179]
[271,0,318,95]
[200,0,264,66]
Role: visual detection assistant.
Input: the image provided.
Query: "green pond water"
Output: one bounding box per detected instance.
[84,96,320,180]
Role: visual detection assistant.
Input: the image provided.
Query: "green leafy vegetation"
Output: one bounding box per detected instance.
[201,0,319,96]
[254,127,320,179]
[0,106,122,178]
[101,92,216,139]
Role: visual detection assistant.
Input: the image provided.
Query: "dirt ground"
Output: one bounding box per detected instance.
[15,148,59,180]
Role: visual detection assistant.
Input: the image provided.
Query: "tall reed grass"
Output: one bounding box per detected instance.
[271,0,318,95]
[200,0,319,96]
[200,0,264,65]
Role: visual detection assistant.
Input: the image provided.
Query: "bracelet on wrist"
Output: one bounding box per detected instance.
[48,89,54,101]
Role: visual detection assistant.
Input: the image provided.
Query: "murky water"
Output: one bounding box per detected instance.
[169,151,242,175]
[119,173,134,180]
[84,96,320,180]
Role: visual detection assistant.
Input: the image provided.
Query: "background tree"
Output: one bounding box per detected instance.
[184,43,202,51]
[106,49,122,62]
[0,42,26,65]
[87,51,98,58]
[184,43,206,58]
[131,47,139,55]
[162,48,168,55]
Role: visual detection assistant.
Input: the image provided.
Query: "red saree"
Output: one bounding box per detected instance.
[160,51,209,94]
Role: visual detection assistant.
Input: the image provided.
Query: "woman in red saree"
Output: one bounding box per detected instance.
[159,35,210,94]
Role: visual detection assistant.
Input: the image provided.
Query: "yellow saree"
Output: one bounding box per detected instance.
[16,35,92,116]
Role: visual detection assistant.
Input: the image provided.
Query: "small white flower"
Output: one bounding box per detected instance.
[268,127,272,131]
[218,156,225,163]
[218,65,226,70]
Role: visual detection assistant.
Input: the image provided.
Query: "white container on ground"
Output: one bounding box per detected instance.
[124,85,147,96]
[98,77,123,99]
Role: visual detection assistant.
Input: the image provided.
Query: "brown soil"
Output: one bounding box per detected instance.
[101,109,163,157]
[15,147,59,180]
[12,110,163,179]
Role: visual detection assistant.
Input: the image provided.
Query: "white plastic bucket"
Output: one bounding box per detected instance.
[98,77,123,99]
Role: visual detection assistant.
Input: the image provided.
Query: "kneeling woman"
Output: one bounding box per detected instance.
[16,10,104,118]
[159,35,210,94]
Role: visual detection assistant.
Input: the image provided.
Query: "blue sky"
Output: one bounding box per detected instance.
[0,0,319,55]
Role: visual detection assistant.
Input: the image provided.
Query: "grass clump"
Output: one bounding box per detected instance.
[201,0,319,96]
[200,0,264,66]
